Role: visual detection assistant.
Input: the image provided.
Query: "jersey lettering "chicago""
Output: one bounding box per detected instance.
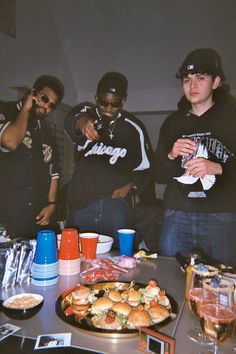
[84,142,127,164]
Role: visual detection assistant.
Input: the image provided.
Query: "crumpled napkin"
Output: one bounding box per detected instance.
[133,250,158,259]
[174,173,216,190]
[174,143,216,190]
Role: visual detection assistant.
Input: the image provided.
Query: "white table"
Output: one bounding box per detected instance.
[0,254,235,354]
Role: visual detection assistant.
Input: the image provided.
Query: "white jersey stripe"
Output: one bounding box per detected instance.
[124,118,150,171]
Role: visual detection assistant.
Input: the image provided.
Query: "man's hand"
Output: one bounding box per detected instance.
[75,116,99,141]
[22,89,37,113]
[184,158,223,178]
[168,138,197,160]
[1,89,37,150]
[83,119,99,141]
[112,183,133,199]
[36,204,56,225]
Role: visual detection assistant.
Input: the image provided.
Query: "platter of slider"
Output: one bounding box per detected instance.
[56,280,178,338]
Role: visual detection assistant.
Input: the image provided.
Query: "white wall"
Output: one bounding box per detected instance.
[1,0,235,198]
[0,0,235,110]
[0,0,76,102]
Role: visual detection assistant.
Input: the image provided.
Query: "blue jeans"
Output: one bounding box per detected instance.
[159,210,236,267]
[67,197,132,248]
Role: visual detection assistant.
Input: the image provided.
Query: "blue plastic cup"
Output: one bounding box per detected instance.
[34,230,57,264]
[118,229,136,256]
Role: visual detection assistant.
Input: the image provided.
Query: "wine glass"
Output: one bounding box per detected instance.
[199,277,236,354]
[187,264,218,344]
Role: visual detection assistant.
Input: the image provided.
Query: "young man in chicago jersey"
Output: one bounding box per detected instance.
[64,72,153,247]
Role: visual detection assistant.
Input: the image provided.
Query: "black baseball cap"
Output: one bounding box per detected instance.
[96,71,128,98]
[176,48,225,80]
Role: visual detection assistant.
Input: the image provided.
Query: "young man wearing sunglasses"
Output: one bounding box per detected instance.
[0,75,64,238]
[64,71,153,247]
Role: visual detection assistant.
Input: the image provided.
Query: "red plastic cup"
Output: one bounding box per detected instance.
[79,232,99,259]
[59,228,80,260]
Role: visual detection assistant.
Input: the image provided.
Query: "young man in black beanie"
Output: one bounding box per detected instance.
[64,72,153,247]
[154,48,236,266]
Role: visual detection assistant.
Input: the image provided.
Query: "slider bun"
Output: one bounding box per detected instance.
[92,297,113,312]
[72,285,91,304]
[112,302,132,316]
[158,291,171,309]
[144,280,160,300]
[97,311,122,330]
[72,303,89,315]
[148,303,169,324]
[126,290,141,306]
[107,290,122,302]
[127,306,152,328]
[144,285,160,298]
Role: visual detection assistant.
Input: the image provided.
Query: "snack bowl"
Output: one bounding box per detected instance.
[96,235,114,254]
[2,293,44,319]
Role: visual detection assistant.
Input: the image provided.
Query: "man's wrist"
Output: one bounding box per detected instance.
[217,163,223,175]
[21,107,30,114]
[48,201,57,205]
[168,152,176,160]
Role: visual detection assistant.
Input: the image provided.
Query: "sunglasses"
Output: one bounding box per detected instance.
[97,98,123,108]
[38,95,57,110]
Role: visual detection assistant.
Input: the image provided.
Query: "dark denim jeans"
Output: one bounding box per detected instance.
[159,210,236,266]
[67,197,132,248]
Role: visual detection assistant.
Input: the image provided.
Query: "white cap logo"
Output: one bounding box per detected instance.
[187,64,194,70]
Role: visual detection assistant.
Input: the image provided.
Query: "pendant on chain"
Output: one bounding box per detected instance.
[109,131,114,139]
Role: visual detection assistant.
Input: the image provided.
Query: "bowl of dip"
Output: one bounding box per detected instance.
[2,293,44,319]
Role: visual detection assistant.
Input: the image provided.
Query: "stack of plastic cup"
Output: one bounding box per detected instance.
[58,228,80,276]
[31,230,58,286]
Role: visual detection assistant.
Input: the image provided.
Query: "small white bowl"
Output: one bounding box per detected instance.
[2,293,44,319]
[96,235,114,254]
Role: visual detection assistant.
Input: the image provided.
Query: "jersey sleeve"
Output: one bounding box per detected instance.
[64,102,95,144]
[0,101,14,151]
[124,115,154,195]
